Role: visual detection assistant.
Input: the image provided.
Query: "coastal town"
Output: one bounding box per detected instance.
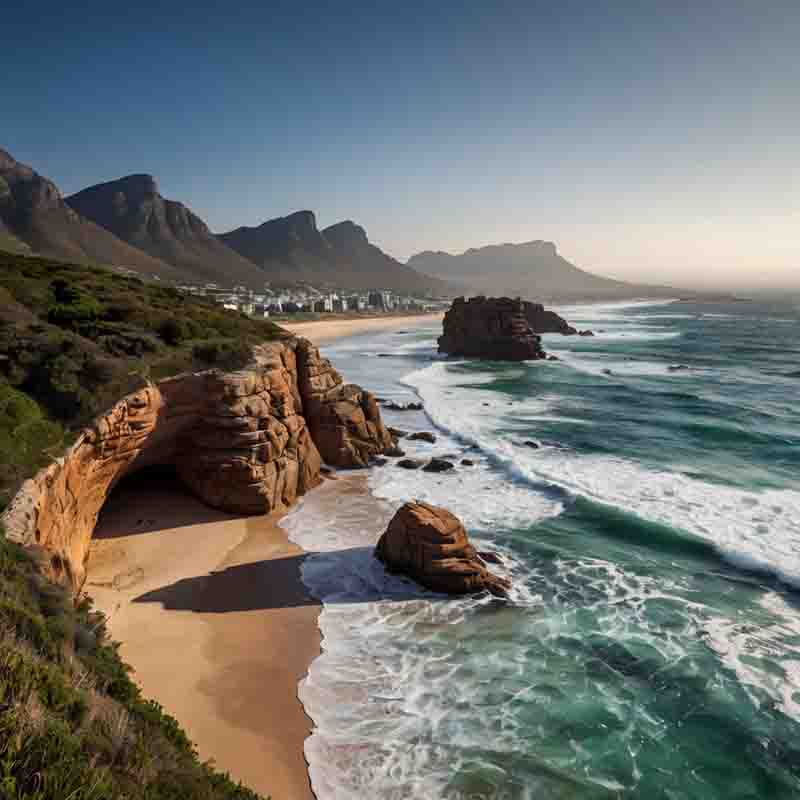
[176,280,449,316]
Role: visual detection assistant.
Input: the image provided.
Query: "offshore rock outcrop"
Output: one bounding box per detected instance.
[2,338,390,590]
[522,301,577,334]
[375,501,510,596]
[522,301,593,336]
[438,296,547,361]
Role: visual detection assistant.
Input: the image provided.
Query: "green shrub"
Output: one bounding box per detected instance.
[0,533,264,799]
[158,317,190,345]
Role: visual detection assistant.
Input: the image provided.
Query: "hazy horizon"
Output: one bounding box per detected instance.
[3,1,798,292]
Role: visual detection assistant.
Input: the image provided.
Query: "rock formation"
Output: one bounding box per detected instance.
[375,501,510,596]
[522,301,578,335]
[2,338,391,590]
[438,296,547,361]
[295,338,392,466]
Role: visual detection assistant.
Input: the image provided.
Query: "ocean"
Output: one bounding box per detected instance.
[282,299,800,799]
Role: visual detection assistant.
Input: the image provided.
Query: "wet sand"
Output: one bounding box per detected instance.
[87,471,322,799]
[282,312,442,343]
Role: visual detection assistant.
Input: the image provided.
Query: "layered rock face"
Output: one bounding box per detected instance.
[2,339,390,589]
[175,344,321,515]
[375,502,510,596]
[438,296,546,361]
[296,339,392,466]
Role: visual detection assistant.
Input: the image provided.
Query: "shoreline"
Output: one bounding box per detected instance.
[281,311,443,343]
[87,471,325,800]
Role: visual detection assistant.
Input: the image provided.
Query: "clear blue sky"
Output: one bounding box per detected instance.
[4,0,798,288]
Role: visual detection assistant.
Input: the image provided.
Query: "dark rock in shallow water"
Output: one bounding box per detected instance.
[668,364,690,372]
[523,440,540,449]
[396,458,425,470]
[477,550,503,565]
[547,355,559,361]
[460,458,475,466]
[438,296,547,361]
[375,501,511,596]
[372,456,388,467]
[388,426,408,439]
[384,445,406,457]
[408,431,437,443]
[423,458,455,473]
[382,400,423,411]
[522,301,578,335]
[579,329,595,337]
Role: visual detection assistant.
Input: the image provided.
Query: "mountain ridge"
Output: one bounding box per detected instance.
[407,239,681,301]
[0,149,189,281]
[220,211,452,294]
[66,173,267,289]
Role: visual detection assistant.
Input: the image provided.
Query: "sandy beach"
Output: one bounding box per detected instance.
[87,469,322,799]
[282,311,442,343]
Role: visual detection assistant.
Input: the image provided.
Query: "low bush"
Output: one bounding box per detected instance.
[0,533,263,799]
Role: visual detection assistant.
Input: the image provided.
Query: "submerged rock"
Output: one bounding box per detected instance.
[381,400,423,411]
[388,426,408,439]
[422,458,455,473]
[396,458,425,470]
[375,501,511,596]
[384,445,406,457]
[408,431,437,443]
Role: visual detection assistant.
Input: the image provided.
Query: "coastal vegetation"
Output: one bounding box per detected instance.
[0,248,280,798]
[0,249,286,509]
[0,526,262,799]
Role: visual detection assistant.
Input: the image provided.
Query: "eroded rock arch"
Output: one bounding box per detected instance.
[2,339,390,589]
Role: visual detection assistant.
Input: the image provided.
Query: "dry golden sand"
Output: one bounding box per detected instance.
[282,311,443,343]
[87,472,322,800]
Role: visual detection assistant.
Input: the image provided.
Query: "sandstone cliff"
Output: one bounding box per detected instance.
[1,338,389,589]
[438,296,546,361]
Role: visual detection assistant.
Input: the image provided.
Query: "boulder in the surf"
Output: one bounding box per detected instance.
[375,501,511,597]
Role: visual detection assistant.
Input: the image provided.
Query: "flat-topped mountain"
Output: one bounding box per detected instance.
[408,240,678,302]
[221,211,452,294]
[66,174,265,288]
[0,148,184,280]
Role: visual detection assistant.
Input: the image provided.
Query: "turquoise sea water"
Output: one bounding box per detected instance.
[283,299,800,799]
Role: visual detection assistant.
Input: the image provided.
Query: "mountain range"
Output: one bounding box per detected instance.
[2,145,689,301]
[0,147,448,294]
[407,241,680,302]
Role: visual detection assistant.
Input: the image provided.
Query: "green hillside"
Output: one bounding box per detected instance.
[0,249,284,799]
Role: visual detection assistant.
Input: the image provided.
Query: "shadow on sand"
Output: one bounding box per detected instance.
[132,546,448,613]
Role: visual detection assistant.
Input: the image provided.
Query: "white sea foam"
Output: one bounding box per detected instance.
[553,352,703,379]
[405,361,800,588]
[703,590,800,720]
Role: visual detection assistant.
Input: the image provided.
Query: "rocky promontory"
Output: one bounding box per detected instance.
[1,337,391,590]
[438,296,547,361]
[375,501,510,596]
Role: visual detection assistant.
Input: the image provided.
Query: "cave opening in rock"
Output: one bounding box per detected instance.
[94,464,236,543]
